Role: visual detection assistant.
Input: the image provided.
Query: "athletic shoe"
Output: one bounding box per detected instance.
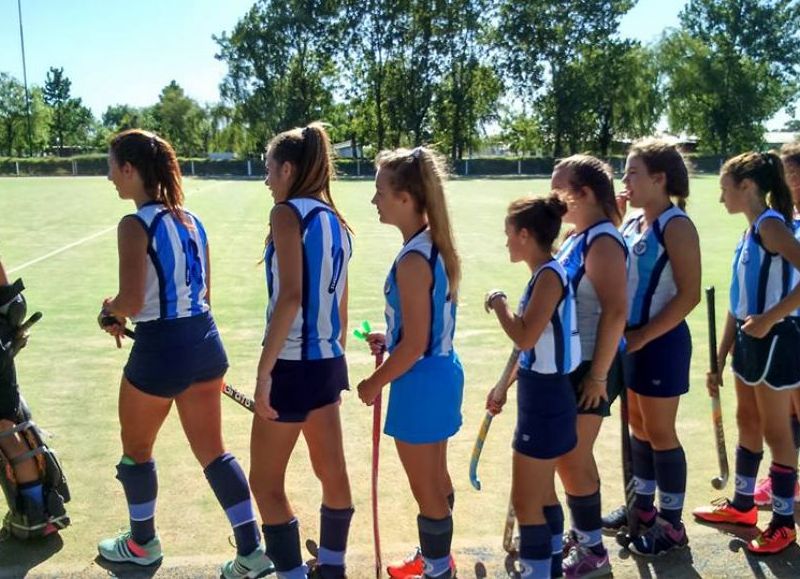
[628,517,688,557]
[692,497,757,526]
[221,544,275,579]
[601,505,656,534]
[562,544,612,578]
[97,530,163,566]
[748,523,797,554]
[387,548,456,579]
[562,529,579,556]
[753,477,800,507]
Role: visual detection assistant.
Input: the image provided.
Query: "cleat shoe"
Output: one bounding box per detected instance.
[692,497,757,526]
[562,529,578,556]
[387,548,456,579]
[97,530,163,566]
[562,545,612,578]
[628,517,688,557]
[748,523,797,554]
[221,543,275,579]
[601,505,655,535]
[753,477,800,507]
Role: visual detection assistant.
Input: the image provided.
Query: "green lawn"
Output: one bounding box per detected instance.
[0,175,754,577]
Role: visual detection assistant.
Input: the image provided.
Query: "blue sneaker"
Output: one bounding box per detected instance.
[221,544,275,578]
[628,517,688,557]
[97,530,162,565]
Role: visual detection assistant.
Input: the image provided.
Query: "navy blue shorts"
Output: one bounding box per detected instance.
[624,321,691,398]
[384,353,464,444]
[269,356,349,422]
[514,369,577,459]
[569,354,624,418]
[733,318,800,390]
[124,312,228,398]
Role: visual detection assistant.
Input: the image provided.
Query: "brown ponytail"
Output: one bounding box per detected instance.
[722,151,794,223]
[110,129,185,220]
[375,147,461,297]
[507,193,568,252]
[267,121,351,232]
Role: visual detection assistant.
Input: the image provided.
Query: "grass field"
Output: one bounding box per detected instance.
[0,175,794,578]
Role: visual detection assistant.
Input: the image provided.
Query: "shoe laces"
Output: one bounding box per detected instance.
[761,522,791,541]
[403,547,422,564]
[710,497,731,509]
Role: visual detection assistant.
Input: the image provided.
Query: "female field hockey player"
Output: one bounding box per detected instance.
[357,147,463,579]
[97,129,273,578]
[693,152,800,554]
[250,123,354,579]
[485,194,581,579]
[750,143,800,507]
[603,139,701,557]
[552,156,627,577]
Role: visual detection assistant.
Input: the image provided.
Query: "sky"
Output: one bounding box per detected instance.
[0,0,792,129]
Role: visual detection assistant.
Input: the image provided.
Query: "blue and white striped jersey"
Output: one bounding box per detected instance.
[264,198,352,360]
[556,221,627,361]
[621,205,689,327]
[729,209,792,320]
[384,227,457,357]
[517,259,580,375]
[131,202,210,323]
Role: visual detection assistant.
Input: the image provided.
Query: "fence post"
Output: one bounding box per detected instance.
[518,159,521,175]
[191,160,196,177]
[15,161,20,176]
[465,159,469,176]
[357,158,361,177]
[72,160,77,176]
[247,159,252,177]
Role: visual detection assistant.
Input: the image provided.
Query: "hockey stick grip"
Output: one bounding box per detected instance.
[706,286,729,489]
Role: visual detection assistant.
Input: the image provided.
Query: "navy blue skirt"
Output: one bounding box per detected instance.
[624,321,691,398]
[124,312,228,398]
[514,369,577,459]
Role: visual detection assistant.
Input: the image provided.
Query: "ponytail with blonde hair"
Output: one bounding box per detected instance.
[375,147,461,297]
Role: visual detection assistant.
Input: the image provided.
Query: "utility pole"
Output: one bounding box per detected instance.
[18,0,34,157]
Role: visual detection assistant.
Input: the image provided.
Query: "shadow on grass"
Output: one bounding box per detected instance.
[93,555,162,578]
[615,544,702,578]
[0,531,64,577]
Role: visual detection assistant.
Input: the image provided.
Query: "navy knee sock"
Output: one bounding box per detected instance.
[769,462,797,529]
[566,492,604,554]
[204,453,260,556]
[116,457,157,545]
[654,446,686,527]
[518,524,551,579]
[317,505,354,578]
[631,436,656,512]
[731,446,763,512]
[263,518,305,578]
[543,504,564,578]
[418,514,453,578]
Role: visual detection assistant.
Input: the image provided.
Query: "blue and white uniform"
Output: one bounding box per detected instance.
[514,259,580,459]
[730,209,800,389]
[620,205,692,397]
[382,227,463,444]
[125,202,227,397]
[263,198,352,421]
[556,221,627,417]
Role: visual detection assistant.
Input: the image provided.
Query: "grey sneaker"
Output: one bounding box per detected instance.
[221,544,275,579]
[97,530,162,566]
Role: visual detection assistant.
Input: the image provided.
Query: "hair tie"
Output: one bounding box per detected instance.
[411,146,423,160]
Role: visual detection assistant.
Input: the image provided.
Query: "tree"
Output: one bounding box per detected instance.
[496,0,636,156]
[42,67,95,155]
[102,104,156,133]
[661,0,800,155]
[215,0,342,151]
[151,81,209,156]
[785,119,800,132]
[0,73,27,156]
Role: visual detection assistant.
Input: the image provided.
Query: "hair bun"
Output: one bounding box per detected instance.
[546,193,568,217]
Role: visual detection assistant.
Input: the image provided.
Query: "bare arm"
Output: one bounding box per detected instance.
[105,216,148,318]
[257,205,303,381]
[628,218,701,351]
[339,276,348,351]
[0,259,7,285]
[205,244,212,307]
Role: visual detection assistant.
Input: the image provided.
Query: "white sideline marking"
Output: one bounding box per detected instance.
[7,225,117,274]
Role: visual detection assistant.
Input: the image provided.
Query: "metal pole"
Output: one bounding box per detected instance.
[18,0,34,157]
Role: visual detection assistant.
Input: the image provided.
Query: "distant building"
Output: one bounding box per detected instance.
[209,152,236,161]
[764,132,799,149]
[333,141,363,159]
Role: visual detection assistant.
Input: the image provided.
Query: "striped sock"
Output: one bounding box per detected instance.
[116,456,157,545]
[204,453,260,556]
[769,462,797,528]
[317,505,354,578]
[731,446,762,512]
[519,524,551,579]
[654,447,686,527]
[632,436,656,512]
[543,504,564,578]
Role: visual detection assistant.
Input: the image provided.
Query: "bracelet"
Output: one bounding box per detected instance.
[588,374,608,383]
[484,290,507,313]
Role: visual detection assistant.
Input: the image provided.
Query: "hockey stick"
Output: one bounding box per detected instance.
[100,317,255,412]
[9,311,42,358]
[470,348,520,491]
[706,286,729,490]
[502,498,517,554]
